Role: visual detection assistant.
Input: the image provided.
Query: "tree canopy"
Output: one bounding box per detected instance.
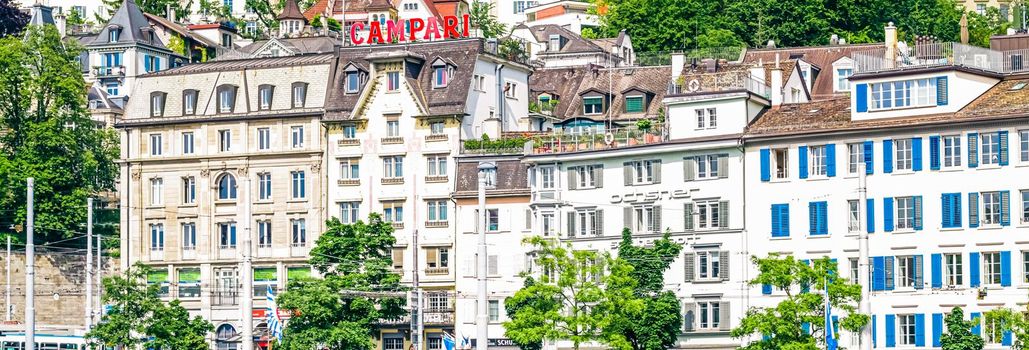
[0,25,119,244]
[0,0,27,36]
[941,307,984,350]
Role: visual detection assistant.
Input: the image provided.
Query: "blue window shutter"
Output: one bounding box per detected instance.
[155,57,161,71]
[771,205,782,237]
[931,253,943,289]
[1003,330,1014,346]
[969,192,980,228]
[914,195,923,230]
[942,193,953,228]
[809,202,817,236]
[872,256,885,291]
[761,283,772,295]
[929,135,941,170]
[932,313,944,347]
[884,197,895,232]
[968,133,979,168]
[826,144,836,177]
[885,314,896,348]
[886,256,895,290]
[820,202,828,235]
[782,205,790,237]
[970,252,981,287]
[798,146,809,179]
[912,137,923,171]
[883,139,894,173]
[867,198,876,233]
[863,140,874,174]
[1001,190,1011,226]
[1001,250,1012,287]
[1000,131,1009,166]
[971,312,982,336]
[914,255,924,289]
[144,55,151,72]
[915,313,926,347]
[873,315,878,348]
[937,76,948,106]
[760,148,770,182]
[856,83,868,112]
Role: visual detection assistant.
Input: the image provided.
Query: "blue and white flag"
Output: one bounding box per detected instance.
[267,285,284,341]
[824,283,837,350]
[443,332,456,350]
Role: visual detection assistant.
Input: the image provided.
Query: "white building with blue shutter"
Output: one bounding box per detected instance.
[743,28,1029,349]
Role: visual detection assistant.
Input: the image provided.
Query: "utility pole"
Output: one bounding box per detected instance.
[25,177,35,350]
[5,234,10,321]
[241,172,254,350]
[858,163,871,350]
[475,164,491,350]
[86,197,93,330]
[411,178,421,350]
[96,233,102,319]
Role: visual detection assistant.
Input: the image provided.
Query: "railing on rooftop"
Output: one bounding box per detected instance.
[529,124,665,155]
[854,42,1029,74]
[667,71,770,99]
[636,47,745,67]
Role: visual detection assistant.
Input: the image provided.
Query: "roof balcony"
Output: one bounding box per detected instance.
[853,42,1029,75]
[94,65,126,78]
[667,71,769,99]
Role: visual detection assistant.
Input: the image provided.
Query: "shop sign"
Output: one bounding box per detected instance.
[609,189,691,204]
[350,15,471,45]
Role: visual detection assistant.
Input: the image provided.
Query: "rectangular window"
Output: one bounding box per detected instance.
[258,173,272,200]
[218,88,235,113]
[847,143,862,174]
[219,130,231,152]
[483,168,497,188]
[698,301,721,329]
[540,166,555,189]
[849,258,860,285]
[346,72,361,93]
[258,128,270,150]
[809,145,827,176]
[983,252,1002,285]
[696,201,721,230]
[426,247,449,268]
[869,78,936,110]
[982,132,1001,165]
[181,223,196,250]
[773,149,789,179]
[898,314,917,345]
[633,206,656,234]
[181,132,194,154]
[386,120,400,137]
[426,154,448,176]
[896,256,916,288]
[697,251,721,280]
[182,177,196,204]
[473,75,485,91]
[150,134,162,156]
[695,108,717,129]
[257,220,272,248]
[150,178,163,205]
[433,66,448,88]
[630,160,657,184]
[487,209,500,232]
[1022,190,1029,224]
[291,171,306,199]
[291,126,305,148]
[982,191,1002,225]
[151,94,165,116]
[505,82,517,98]
[696,155,720,179]
[430,121,445,135]
[848,200,860,232]
[387,71,400,91]
[383,202,404,223]
[340,159,360,180]
[583,97,603,115]
[291,218,306,247]
[541,212,555,236]
[488,300,500,322]
[836,68,853,91]
[259,86,273,110]
[894,138,912,171]
[183,91,197,115]
[219,222,237,249]
[339,201,360,224]
[945,253,963,286]
[895,196,915,230]
[383,156,404,178]
[292,84,307,108]
[625,96,644,113]
[427,200,448,222]
[343,125,357,139]
[384,338,404,350]
[149,223,164,251]
[574,165,601,188]
[943,135,962,167]
[106,83,119,96]
[1020,130,1029,162]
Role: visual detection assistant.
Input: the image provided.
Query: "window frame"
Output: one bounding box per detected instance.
[983,251,1002,286]
[181,223,197,250]
[944,253,963,287]
[696,250,722,280]
[697,301,721,330]
[896,255,917,288]
[150,92,167,117]
[624,95,645,113]
[257,127,271,150]
[218,129,232,152]
[426,154,448,177]
[383,156,404,178]
[942,135,962,168]
[258,172,272,200]
[291,125,305,148]
[258,84,274,110]
[772,148,789,179]
[427,200,448,222]
[291,82,308,108]
[149,223,165,251]
[809,145,827,177]
[982,132,1001,165]
[583,96,604,115]
[894,138,913,171]
[290,218,307,247]
[149,133,163,156]
[291,171,306,199]
[386,71,400,92]
[339,201,360,224]
[182,176,196,204]
[340,158,360,180]
[898,314,917,346]
[216,84,237,114]
[150,177,163,205]
[895,196,915,230]
[981,191,1002,226]
[847,199,860,232]
[181,132,195,155]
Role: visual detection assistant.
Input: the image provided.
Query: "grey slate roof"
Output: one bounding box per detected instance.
[454,158,529,197]
[87,0,168,49]
[144,53,335,77]
[28,4,55,26]
[531,65,670,122]
[529,24,604,54]
[277,0,308,21]
[237,36,340,56]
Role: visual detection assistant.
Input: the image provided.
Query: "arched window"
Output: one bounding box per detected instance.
[218,173,237,200]
[216,324,238,350]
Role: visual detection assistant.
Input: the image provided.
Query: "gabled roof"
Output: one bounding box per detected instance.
[742,43,881,100]
[531,65,670,122]
[529,24,605,55]
[28,4,55,26]
[304,0,397,21]
[277,0,308,21]
[87,0,169,50]
[143,13,220,48]
[234,36,341,57]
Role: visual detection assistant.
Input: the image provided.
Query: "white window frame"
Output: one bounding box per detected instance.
[429,120,445,135]
[696,200,721,230]
[427,200,448,222]
[257,220,272,248]
[487,208,500,232]
[696,250,721,280]
[983,252,1002,285]
[633,206,656,234]
[583,96,603,115]
[895,196,915,230]
[944,253,963,287]
[943,135,962,168]
[1020,130,1029,163]
[386,120,400,137]
[383,202,404,223]
[632,160,656,185]
[773,148,789,179]
[427,154,448,177]
[339,201,359,224]
[540,212,555,236]
[982,191,1002,226]
[896,255,916,288]
[181,132,194,155]
[149,223,164,251]
[383,156,404,178]
[291,171,306,199]
[576,165,597,188]
[847,143,862,174]
[150,134,162,156]
[340,159,359,180]
[291,218,306,247]
[836,68,853,92]
[257,128,270,150]
[182,177,196,204]
[847,199,860,232]
[696,154,720,179]
[697,301,721,330]
[982,132,1001,165]
[540,166,555,189]
[258,173,272,200]
[291,125,304,148]
[386,71,400,92]
[218,129,232,152]
[809,145,827,177]
[898,314,917,346]
[895,138,913,171]
[869,78,936,111]
[1021,190,1029,224]
[150,178,163,205]
[576,209,598,236]
[181,223,197,250]
[259,86,273,110]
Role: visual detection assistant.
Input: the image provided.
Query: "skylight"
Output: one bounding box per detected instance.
[1010,82,1027,91]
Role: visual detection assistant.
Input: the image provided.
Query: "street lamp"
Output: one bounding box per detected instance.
[475,162,496,350]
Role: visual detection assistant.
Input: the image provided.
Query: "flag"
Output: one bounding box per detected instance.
[824,283,837,350]
[460,335,470,350]
[267,285,284,342]
[443,332,456,350]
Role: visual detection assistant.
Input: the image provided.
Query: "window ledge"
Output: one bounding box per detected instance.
[978,225,1004,231]
[890,170,916,175]
[382,177,404,185]
[425,134,449,142]
[891,229,917,235]
[425,221,448,228]
[338,179,360,186]
[425,175,449,183]
[287,199,307,204]
[691,279,725,284]
[381,136,405,145]
[805,176,830,181]
[254,199,273,204]
[940,227,964,232]
[769,236,792,241]
[178,203,198,208]
[214,199,238,204]
[807,234,832,239]
[338,139,361,147]
[145,204,165,209]
[939,167,964,172]
[976,164,1002,170]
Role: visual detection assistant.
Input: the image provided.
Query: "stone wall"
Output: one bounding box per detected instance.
[0,250,117,328]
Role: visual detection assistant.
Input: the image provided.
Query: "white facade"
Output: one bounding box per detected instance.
[17,0,110,21]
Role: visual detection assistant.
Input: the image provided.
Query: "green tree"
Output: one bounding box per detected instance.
[731,255,868,349]
[504,277,558,350]
[102,0,189,20]
[86,263,213,349]
[0,0,28,36]
[967,7,1012,48]
[276,214,407,350]
[469,1,508,38]
[0,25,119,243]
[941,307,984,350]
[505,236,627,350]
[602,229,683,350]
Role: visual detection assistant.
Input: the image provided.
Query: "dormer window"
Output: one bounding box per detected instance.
[624,95,644,113]
[868,78,938,111]
[292,82,308,108]
[217,85,238,114]
[583,96,604,115]
[182,90,198,115]
[150,92,167,117]
[387,71,400,92]
[109,28,121,42]
[221,33,232,48]
[549,34,561,51]
[258,85,274,110]
[346,72,361,93]
[433,66,449,88]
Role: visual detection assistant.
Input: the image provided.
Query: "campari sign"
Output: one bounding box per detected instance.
[350,15,471,45]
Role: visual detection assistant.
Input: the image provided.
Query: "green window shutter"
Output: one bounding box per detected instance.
[147,270,168,283]
[254,267,277,282]
[178,268,201,283]
[625,96,644,113]
[288,267,312,280]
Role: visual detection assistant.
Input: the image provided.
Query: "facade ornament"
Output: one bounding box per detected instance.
[311,162,322,174]
[200,168,210,177]
[131,168,142,181]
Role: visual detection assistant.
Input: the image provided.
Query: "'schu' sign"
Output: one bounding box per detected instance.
[350,15,471,45]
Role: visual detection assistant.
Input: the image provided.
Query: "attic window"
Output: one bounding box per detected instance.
[1010,82,1027,91]
[549,34,561,52]
[258,85,274,110]
[433,66,451,88]
[788,53,803,59]
[625,95,644,113]
[345,71,362,93]
[109,28,121,42]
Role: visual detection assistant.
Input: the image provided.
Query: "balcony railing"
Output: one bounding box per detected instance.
[94,65,125,77]
[529,124,665,155]
[853,42,1029,74]
[381,136,404,145]
[338,138,360,147]
[668,71,769,99]
[532,190,560,202]
[213,290,238,306]
[377,311,455,326]
[425,266,450,275]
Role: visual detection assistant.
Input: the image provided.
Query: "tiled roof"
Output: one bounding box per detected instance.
[237,36,340,56]
[144,53,335,77]
[745,78,1029,139]
[529,24,605,54]
[304,0,395,20]
[324,39,485,120]
[454,158,529,196]
[143,13,220,48]
[531,65,670,123]
[277,0,308,20]
[743,43,881,100]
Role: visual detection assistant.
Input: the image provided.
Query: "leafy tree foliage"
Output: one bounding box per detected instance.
[941,307,984,350]
[276,214,407,350]
[0,25,118,243]
[504,277,557,350]
[470,1,508,38]
[101,0,189,20]
[967,7,1013,48]
[0,0,27,36]
[731,255,868,349]
[86,263,213,350]
[602,229,683,350]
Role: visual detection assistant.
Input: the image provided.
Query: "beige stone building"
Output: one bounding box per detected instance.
[116,53,332,349]
[957,0,1015,20]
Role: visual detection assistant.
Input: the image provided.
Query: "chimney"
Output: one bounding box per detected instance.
[839,38,846,45]
[703,58,717,73]
[766,40,776,49]
[770,53,783,106]
[671,52,685,81]
[830,34,839,45]
[54,12,66,37]
[885,22,898,68]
